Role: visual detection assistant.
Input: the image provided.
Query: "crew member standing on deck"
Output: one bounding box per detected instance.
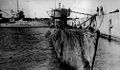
[97,7,99,15]
[100,6,104,15]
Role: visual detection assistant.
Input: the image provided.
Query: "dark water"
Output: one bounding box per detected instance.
[0,27,52,70]
[0,27,97,70]
[1,27,119,70]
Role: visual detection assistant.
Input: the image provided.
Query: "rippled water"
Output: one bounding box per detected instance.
[94,38,120,70]
[0,27,97,70]
[1,27,120,70]
[0,27,53,70]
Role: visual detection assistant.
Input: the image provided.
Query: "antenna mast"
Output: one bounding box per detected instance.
[55,0,56,9]
[17,0,19,12]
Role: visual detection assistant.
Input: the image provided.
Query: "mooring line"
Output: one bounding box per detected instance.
[91,30,100,70]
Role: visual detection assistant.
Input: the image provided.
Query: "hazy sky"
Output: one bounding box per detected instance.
[0,0,120,36]
[0,0,120,18]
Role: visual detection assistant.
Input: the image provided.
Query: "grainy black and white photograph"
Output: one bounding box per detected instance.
[0,0,120,70]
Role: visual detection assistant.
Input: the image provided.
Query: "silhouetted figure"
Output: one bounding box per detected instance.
[97,7,99,15]
[109,19,113,42]
[17,10,25,20]
[0,9,3,18]
[100,6,103,12]
[0,13,2,18]
[100,6,104,15]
